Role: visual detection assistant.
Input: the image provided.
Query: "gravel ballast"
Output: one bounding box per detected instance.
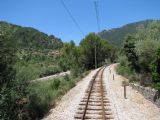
[42,69,99,120]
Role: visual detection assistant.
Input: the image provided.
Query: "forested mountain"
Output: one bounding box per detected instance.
[117,20,160,90]
[0,21,63,50]
[98,20,157,46]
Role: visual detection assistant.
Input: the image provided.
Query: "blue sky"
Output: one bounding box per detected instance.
[0,0,160,44]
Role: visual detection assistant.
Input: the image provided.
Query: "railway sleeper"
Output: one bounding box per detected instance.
[83,95,107,98]
[79,103,111,106]
[90,85,106,88]
[81,100,110,103]
[82,98,109,101]
[74,114,114,119]
[86,90,107,92]
[80,101,110,104]
[78,106,112,111]
[89,94,107,97]
[76,110,113,115]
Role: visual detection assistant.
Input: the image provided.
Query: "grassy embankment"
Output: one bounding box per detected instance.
[27,71,89,119]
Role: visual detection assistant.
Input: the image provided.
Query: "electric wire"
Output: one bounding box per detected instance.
[61,0,84,35]
[94,0,100,32]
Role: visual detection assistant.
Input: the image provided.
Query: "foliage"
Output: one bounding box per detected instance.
[123,34,139,72]
[50,79,61,90]
[80,33,115,69]
[118,20,160,88]
[27,75,77,119]
[60,33,116,75]
[60,41,84,77]
[0,33,18,120]
[116,64,135,77]
[117,54,128,67]
[150,48,160,90]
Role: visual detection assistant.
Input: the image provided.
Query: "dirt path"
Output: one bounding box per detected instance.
[104,64,160,120]
[32,71,70,82]
[42,69,99,120]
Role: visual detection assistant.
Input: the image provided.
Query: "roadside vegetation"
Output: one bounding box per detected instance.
[116,20,160,91]
[27,73,88,119]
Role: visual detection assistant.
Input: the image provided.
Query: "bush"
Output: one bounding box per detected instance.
[50,79,61,90]
[150,48,160,90]
[71,66,84,78]
[15,63,40,81]
[117,55,128,67]
[116,64,135,77]
[39,66,61,78]
[27,81,55,119]
[153,82,160,91]
[128,74,140,83]
[27,75,77,119]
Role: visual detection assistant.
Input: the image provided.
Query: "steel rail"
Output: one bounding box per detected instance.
[82,68,102,120]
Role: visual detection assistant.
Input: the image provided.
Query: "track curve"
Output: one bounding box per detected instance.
[74,67,114,120]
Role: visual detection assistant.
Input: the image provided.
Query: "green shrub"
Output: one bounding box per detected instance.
[50,79,61,90]
[27,82,55,119]
[117,55,128,67]
[153,82,160,91]
[71,66,83,78]
[15,63,40,81]
[63,74,70,81]
[27,75,78,119]
[150,48,160,90]
[116,64,135,78]
[39,66,61,77]
[128,74,140,83]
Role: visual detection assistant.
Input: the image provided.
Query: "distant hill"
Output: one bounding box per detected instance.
[0,21,63,50]
[98,20,157,47]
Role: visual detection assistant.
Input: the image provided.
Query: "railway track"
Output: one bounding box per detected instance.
[74,67,114,120]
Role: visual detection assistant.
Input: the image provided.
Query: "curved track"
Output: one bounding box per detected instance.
[74,67,114,120]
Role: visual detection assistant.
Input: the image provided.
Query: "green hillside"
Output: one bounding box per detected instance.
[98,20,157,46]
[0,21,65,80]
[0,21,63,50]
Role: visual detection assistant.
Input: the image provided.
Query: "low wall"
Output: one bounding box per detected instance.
[130,83,160,107]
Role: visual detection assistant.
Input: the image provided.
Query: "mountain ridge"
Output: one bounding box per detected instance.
[0,21,63,50]
[98,19,160,46]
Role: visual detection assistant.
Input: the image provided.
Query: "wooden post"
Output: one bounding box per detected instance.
[124,85,127,99]
[113,74,114,80]
[95,45,97,69]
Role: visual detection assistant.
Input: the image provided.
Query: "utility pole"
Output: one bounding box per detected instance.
[94,0,99,69]
[95,45,97,69]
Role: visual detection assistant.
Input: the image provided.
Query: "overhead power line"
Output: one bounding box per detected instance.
[61,0,84,35]
[94,0,100,32]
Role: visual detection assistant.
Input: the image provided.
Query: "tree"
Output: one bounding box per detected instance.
[150,48,160,90]
[0,32,29,120]
[121,21,160,86]
[80,33,113,69]
[123,34,139,72]
[134,22,160,72]
[59,41,83,76]
[0,33,16,119]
